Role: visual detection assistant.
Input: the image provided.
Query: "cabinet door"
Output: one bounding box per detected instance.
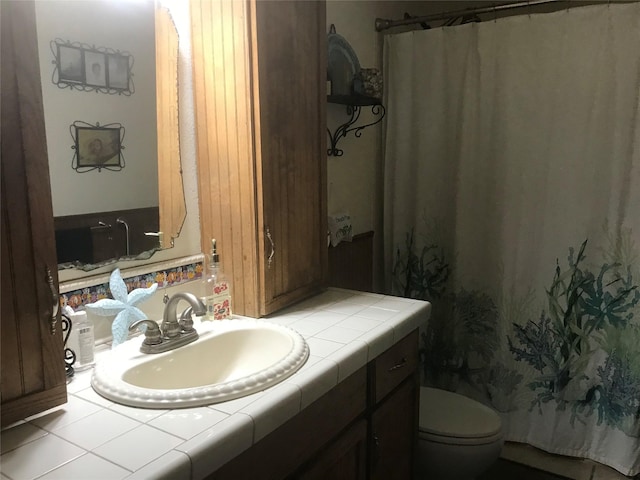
[1,0,67,427]
[208,368,367,480]
[252,0,328,315]
[191,0,327,318]
[297,420,367,480]
[370,379,418,480]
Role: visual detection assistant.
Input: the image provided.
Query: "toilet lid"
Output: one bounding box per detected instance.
[419,387,502,439]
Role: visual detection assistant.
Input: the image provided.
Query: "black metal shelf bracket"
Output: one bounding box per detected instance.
[327,103,386,157]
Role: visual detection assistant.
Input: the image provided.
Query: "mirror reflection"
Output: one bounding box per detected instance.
[34,0,185,275]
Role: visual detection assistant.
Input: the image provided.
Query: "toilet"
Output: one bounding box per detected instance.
[416,387,504,479]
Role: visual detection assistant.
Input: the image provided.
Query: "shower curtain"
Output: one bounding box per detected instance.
[383,3,640,476]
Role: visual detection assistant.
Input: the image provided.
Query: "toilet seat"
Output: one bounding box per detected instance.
[419,387,502,446]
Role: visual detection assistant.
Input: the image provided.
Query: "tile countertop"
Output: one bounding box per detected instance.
[1,288,431,480]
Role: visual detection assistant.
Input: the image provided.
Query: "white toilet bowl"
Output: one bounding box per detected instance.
[415,387,504,480]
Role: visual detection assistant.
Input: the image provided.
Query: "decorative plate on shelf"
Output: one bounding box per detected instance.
[327,24,361,96]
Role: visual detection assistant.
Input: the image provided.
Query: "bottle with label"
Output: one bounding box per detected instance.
[63,306,95,371]
[201,239,232,320]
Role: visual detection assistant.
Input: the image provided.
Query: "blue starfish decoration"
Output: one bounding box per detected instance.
[85,268,158,347]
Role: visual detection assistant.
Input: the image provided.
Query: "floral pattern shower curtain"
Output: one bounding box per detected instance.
[383,3,640,475]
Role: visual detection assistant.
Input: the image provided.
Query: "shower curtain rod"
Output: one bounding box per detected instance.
[375,0,562,32]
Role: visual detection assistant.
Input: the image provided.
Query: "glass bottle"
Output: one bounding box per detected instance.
[201,239,232,320]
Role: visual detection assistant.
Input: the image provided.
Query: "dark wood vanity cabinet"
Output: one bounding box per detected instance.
[368,331,420,480]
[369,379,418,479]
[208,330,419,480]
[1,0,67,427]
[299,420,369,480]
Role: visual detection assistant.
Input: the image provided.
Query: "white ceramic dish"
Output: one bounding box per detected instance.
[327,25,361,95]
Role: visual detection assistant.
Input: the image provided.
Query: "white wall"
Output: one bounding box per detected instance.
[36,0,158,216]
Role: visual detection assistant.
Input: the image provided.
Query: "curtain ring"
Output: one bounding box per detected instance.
[493,5,497,23]
[527,0,531,19]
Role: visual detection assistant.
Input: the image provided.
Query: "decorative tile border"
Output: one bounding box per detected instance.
[60,259,204,310]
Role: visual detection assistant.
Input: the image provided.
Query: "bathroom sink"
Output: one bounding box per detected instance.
[91,319,309,408]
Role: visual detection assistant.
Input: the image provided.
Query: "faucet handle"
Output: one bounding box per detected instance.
[129,319,163,347]
[179,306,195,332]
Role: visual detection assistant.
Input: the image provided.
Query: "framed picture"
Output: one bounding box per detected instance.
[71,121,126,172]
[51,39,134,95]
[107,54,129,89]
[84,51,107,87]
[57,44,83,83]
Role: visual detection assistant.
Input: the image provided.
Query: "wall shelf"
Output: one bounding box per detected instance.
[327,95,386,157]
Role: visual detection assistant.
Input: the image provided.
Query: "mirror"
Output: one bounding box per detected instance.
[34,0,186,278]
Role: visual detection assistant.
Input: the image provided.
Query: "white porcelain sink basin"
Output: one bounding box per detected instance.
[91,319,309,408]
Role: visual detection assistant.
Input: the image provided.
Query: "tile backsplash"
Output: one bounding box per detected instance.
[60,258,204,310]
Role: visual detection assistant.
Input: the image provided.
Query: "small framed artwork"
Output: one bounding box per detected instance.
[58,45,83,83]
[70,121,126,172]
[84,51,107,87]
[107,54,130,89]
[51,39,135,95]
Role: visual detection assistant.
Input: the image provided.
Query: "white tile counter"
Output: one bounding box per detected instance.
[1,288,430,480]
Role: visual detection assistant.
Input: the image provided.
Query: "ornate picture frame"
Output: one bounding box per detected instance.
[71,121,126,172]
[52,39,135,95]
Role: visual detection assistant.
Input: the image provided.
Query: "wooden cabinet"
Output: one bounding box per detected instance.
[207,330,419,479]
[191,0,328,318]
[1,0,67,427]
[368,332,420,480]
[368,331,420,480]
[370,379,418,480]
[209,367,368,480]
[299,420,368,480]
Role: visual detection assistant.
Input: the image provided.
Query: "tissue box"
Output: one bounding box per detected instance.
[328,213,353,247]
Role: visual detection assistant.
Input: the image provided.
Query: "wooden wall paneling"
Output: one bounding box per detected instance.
[191,0,261,317]
[226,0,261,318]
[214,0,234,307]
[328,231,375,292]
[191,0,214,252]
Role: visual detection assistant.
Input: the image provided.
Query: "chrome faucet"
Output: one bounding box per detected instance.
[129,292,206,354]
[116,217,130,256]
